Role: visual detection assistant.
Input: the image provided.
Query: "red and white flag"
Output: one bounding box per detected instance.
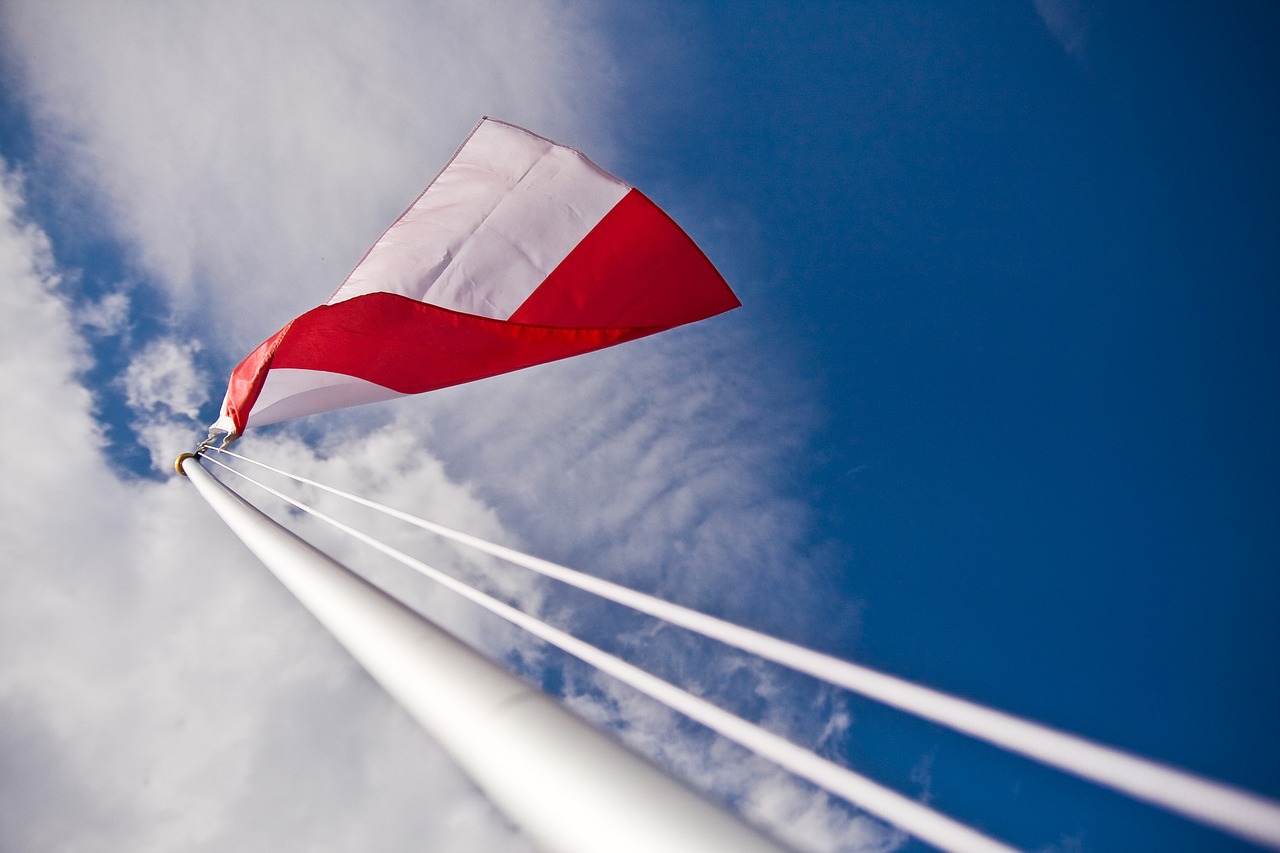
[211,117,738,438]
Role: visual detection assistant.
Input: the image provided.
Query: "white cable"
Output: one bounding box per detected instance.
[202,453,1018,853]
[207,446,1280,851]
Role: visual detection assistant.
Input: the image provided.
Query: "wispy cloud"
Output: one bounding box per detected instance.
[1,0,617,349]
[122,338,207,419]
[1033,0,1090,60]
[0,2,892,850]
[76,291,130,338]
[0,160,534,853]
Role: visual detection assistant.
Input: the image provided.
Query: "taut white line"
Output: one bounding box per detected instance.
[205,453,1019,853]
[210,446,1280,851]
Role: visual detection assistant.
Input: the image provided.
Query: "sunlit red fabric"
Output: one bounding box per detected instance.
[212,117,738,436]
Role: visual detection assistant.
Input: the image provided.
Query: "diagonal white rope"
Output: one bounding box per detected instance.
[201,451,1017,853]
[208,446,1280,850]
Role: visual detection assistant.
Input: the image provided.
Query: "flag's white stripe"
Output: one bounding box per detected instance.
[204,454,1018,853]
[247,368,405,428]
[426,134,628,319]
[329,119,628,320]
[210,447,1280,851]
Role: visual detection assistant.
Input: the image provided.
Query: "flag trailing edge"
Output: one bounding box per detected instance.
[210,117,739,439]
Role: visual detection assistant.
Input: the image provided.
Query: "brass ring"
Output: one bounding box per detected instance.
[174,452,198,477]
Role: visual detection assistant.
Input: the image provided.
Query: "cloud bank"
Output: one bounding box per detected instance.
[3,0,617,350]
[0,2,890,851]
[0,166,534,852]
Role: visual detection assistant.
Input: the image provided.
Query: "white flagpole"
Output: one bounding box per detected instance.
[178,454,785,853]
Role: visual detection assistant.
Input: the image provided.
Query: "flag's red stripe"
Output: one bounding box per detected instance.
[222,292,668,431]
[508,189,739,328]
[224,190,741,433]
[224,325,291,434]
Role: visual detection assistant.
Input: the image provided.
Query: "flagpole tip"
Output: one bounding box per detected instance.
[175,452,198,477]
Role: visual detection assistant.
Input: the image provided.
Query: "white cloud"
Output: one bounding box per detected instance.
[122,338,207,418]
[0,2,894,850]
[0,160,534,853]
[121,336,212,471]
[76,290,130,337]
[1,0,617,351]
[563,670,896,853]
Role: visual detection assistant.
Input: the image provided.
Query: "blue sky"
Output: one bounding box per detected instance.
[603,5,1280,848]
[1,2,1276,852]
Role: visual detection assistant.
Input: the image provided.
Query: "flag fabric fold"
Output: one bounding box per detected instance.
[211,117,738,437]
